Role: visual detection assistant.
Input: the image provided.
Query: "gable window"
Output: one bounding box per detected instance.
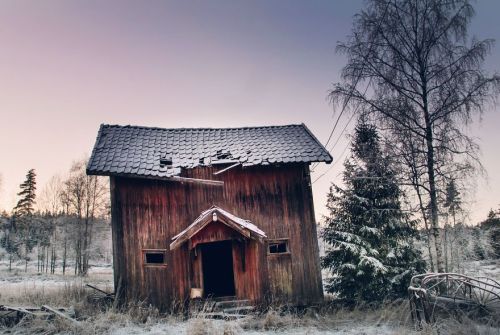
[143,249,167,266]
[268,239,290,255]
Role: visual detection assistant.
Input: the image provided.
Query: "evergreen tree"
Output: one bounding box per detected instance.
[321,121,425,302]
[443,179,462,271]
[0,214,20,271]
[479,209,500,258]
[444,181,461,223]
[13,169,37,217]
[480,209,500,230]
[12,169,38,271]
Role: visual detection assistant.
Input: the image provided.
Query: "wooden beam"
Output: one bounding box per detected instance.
[1,306,36,315]
[213,163,241,176]
[41,305,79,324]
[170,176,224,186]
[86,284,114,297]
[90,172,224,187]
[170,212,254,250]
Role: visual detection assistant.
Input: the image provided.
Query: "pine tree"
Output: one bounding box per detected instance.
[0,214,20,271]
[479,209,500,258]
[12,169,38,271]
[13,169,37,217]
[321,121,425,302]
[443,180,462,271]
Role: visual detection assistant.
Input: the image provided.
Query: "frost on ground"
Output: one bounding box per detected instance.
[0,260,113,306]
[101,319,408,335]
[463,259,500,281]
[5,306,419,335]
[2,260,500,334]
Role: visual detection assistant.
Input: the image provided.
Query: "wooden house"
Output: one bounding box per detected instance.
[86,124,332,309]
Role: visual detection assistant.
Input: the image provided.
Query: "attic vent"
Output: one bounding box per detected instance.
[216,150,232,160]
[160,154,173,167]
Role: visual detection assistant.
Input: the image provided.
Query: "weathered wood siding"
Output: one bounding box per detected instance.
[267,254,293,298]
[110,163,323,309]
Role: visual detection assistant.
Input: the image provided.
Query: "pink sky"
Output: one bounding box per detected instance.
[0,0,499,224]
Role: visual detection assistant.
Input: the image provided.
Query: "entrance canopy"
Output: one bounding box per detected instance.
[170,206,266,250]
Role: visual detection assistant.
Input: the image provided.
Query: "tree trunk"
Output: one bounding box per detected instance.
[51,244,56,274]
[444,225,449,272]
[415,186,435,271]
[45,246,49,273]
[62,237,67,275]
[422,80,445,273]
[424,130,445,273]
[82,218,89,275]
[37,246,40,273]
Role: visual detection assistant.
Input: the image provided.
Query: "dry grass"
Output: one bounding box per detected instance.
[2,284,500,335]
[238,299,418,334]
[0,279,88,307]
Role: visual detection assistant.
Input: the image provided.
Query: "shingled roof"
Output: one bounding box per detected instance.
[86,123,332,179]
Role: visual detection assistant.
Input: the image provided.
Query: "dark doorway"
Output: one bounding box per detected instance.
[201,240,235,297]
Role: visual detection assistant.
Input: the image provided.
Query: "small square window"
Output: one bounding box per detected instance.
[143,249,167,266]
[146,252,164,264]
[268,239,289,254]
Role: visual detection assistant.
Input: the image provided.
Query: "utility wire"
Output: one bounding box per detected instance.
[312,1,391,171]
[312,143,350,184]
[311,79,371,173]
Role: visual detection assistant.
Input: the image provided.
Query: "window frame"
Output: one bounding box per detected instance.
[142,249,168,267]
[267,238,291,256]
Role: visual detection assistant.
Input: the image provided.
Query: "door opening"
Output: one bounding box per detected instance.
[201,240,235,297]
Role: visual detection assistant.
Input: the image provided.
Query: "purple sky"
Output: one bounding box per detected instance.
[0,0,499,224]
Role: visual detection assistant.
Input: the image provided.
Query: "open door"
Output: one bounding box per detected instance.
[201,240,235,297]
[170,206,267,300]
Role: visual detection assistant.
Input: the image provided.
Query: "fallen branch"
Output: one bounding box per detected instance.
[41,305,79,324]
[86,284,114,297]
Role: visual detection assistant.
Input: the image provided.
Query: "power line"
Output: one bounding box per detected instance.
[313,2,391,170]
[312,143,350,184]
[311,80,371,172]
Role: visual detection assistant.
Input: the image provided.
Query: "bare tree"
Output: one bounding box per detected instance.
[38,175,64,215]
[330,0,500,272]
[64,159,108,275]
[38,175,64,274]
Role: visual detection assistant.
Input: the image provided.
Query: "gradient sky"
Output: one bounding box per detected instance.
[0,0,499,224]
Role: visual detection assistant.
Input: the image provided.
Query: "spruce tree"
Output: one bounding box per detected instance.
[12,169,37,271]
[13,169,37,217]
[322,121,425,302]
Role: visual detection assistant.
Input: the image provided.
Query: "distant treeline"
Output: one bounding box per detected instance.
[0,159,111,276]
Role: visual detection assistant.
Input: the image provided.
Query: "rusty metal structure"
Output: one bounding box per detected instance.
[408,273,500,327]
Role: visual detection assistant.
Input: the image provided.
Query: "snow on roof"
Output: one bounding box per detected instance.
[170,206,266,250]
[86,123,332,179]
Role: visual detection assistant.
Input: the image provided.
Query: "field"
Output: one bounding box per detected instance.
[1,260,500,334]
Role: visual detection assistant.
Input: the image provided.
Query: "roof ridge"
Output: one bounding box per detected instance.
[87,122,334,179]
[101,123,304,131]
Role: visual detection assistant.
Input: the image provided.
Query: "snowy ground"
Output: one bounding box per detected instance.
[98,320,412,335]
[463,259,500,281]
[0,260,113,306]
[4,308,418,335]
[2,260,500,334]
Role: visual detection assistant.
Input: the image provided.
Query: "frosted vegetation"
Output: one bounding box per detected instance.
[2,0,500,332]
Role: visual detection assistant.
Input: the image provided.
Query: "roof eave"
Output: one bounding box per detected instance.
[300,123,333,164]
[85,170,224,187]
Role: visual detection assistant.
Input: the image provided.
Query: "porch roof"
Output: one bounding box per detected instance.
[170,206,266,250]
